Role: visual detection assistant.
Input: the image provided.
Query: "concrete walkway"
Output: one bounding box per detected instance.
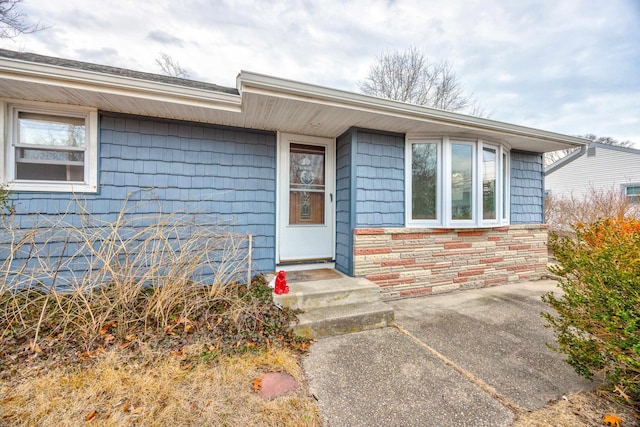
[303,280,595,426]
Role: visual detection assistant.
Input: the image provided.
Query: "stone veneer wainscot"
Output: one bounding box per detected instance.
[353,225,549,300]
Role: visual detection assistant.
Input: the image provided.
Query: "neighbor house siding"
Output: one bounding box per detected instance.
[354,130,405,227]
[545,146,640,199]
[8,112,277,276]
[510,150,544,224]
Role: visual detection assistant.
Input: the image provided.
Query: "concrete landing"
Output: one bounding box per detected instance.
[273,270,394,339]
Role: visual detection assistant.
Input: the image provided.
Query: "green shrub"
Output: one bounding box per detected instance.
[0,183,13,215]
[543,216,640,404]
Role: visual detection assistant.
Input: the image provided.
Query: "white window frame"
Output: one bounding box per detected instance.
[622,183,640,204]
[446,138,477,227]
[479,141,502,227]
[2,101,98,193]
[405,137,441,227]
[502,151,510,222]
[406,135,510,228]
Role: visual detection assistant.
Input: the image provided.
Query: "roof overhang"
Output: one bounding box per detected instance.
[237,71,589,152]
[0,53,588,153]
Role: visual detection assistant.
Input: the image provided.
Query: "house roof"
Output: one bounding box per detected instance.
[0,48,588,153]
[545,142,640,174]
[0,49,239,95]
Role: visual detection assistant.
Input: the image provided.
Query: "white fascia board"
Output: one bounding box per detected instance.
[238,70,590,149]
[0,58,242,112]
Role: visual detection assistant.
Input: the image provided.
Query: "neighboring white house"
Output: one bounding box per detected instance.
[545,142,640,202]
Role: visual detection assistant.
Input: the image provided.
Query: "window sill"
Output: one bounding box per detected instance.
[7,182,98,193]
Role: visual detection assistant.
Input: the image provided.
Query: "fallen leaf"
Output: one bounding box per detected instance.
[252,376,263,392]
[29,342,42,353]
[122,399,130,413]
[169,347,185,357]
[604,414,622,427]
[99,321,116,335]
[86,410,97,421]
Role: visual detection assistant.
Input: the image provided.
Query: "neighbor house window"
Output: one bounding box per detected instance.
[623,184,640,204]
[406,136,509,227]
[4,103,98,192]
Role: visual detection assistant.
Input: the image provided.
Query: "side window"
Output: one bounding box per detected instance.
[6,103,98,192]
[450,142,474,222]
[623,184,640,204]
[411,141,439,222]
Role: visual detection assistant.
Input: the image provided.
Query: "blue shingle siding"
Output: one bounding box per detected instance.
[335,130,354,275]
[7,113,277,286]
[354,130,405,227]
[510,150,544,224]
[333,128,405,275]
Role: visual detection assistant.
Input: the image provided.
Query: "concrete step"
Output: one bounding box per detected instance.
[273,276,382,311]
[292,301,395,339]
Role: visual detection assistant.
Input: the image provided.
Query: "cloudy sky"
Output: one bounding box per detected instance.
[2,0,639,145]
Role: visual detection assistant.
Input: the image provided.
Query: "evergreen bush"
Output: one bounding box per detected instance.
[543,216,640,404]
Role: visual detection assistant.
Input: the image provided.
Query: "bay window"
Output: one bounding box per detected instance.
[406,136,509,227]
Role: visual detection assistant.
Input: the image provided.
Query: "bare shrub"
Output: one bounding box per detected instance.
[0,193,253,351]
[545,186,640,235]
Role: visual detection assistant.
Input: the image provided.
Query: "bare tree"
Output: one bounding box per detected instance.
[0,0,45,39]
[545,134,636,166]
[155,52,190,79]
[360,47,487,116]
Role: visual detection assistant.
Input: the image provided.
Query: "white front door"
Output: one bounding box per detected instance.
[277,133,335,263]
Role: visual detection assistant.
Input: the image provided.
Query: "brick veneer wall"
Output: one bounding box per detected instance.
[353,225,549,299]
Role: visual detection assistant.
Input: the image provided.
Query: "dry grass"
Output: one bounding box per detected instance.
[512,391,639,427]
[0,346,320,426]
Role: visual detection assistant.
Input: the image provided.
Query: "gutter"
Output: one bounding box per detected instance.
[544,146,586,175]
[238,71,589,147]
[0,58,242,112]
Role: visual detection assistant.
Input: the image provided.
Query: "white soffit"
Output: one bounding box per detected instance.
[237,71,589,152]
